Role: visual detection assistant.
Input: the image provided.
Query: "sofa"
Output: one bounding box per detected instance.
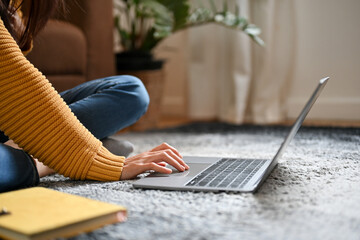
[26,0,115,92]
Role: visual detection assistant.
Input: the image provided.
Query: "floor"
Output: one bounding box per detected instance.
[41,123,360,240]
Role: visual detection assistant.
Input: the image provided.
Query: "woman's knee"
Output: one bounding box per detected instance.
[117,75,150,115]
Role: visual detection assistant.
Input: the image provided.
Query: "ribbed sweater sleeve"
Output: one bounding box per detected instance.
[0,18,124,181]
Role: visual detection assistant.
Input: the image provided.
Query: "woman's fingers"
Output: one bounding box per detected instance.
[156,162,167,167]
[148,162,172,174]
[120,143,189,180]
[150,143,189,170]
[124,152,184,171]
[146,149,189,171]
[120,161,173,180]
[162,149,189,170]
[151,143,182,158]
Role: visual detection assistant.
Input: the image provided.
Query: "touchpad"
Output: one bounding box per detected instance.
[151,163,210,178]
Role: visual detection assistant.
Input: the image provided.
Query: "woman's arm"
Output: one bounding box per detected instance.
[0,18,188,181]
[4,139,189,179]
[0,17,123,181]
[4,139,55,177]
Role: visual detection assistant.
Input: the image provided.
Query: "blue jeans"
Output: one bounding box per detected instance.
[0,75,149,192]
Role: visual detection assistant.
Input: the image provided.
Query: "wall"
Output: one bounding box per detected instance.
[154,32,188,117]
[155,0,360,123]
[287,0,360,121]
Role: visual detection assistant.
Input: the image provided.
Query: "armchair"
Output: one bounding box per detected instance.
[26,0,115,92]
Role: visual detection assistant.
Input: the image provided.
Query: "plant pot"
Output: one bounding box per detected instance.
[116,51,165,131]
[116,51,164,71]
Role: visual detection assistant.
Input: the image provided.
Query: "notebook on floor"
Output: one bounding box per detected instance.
[133,77,329,193]
[0,187,127,240]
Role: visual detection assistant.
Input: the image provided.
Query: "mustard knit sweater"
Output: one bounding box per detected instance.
[0,18,124,181]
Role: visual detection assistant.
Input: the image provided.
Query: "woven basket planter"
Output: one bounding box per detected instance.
[117,68,165,131]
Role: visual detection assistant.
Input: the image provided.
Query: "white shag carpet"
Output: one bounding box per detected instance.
[40,123,360,240]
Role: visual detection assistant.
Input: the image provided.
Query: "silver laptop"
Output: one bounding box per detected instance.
[133,77,329,193]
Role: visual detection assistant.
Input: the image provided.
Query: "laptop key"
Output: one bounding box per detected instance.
[186,158,267,189]
[186,158,266,189]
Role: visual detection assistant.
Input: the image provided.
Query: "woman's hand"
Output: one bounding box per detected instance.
[5,140,55,177]
[120,143,189,180]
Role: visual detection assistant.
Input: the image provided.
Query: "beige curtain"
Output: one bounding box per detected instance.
[187,0,296,124]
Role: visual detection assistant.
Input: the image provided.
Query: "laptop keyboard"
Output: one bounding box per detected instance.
[186,158,267,189]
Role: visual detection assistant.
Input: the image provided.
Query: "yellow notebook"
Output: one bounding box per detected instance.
[0,187,127,240]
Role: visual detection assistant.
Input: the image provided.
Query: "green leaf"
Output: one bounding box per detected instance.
[188,8,213,24]
[138,0,172,22]
[243,24,261,36]
[223,0,228,12]
[250,35,265,46]
[156,0,190,31]
[114,0,264,52]
[137,0,174,43]
[209,0,217,14]
[141,28,162,51]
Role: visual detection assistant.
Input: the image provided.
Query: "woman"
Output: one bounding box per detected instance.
[0,0,188,193]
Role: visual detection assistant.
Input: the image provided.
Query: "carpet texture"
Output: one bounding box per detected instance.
[40,123,360,240]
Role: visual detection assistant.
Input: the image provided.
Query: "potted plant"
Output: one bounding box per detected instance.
[113,0,263,130]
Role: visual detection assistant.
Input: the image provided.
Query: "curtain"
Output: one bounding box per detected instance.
[187,0,296,124]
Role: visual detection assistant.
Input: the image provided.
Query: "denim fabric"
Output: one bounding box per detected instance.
[0,75,149,192]
[60,75,149,139]
[0,144,39,193]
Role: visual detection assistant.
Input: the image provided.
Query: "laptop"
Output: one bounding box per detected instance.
[133,77,329,193]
